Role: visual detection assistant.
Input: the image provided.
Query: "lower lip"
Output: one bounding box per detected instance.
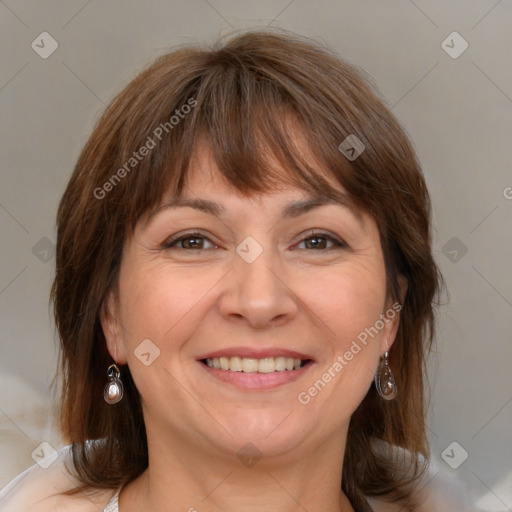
[199,361,314,390]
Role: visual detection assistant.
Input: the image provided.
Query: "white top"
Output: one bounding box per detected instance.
[103,488,120,512]
[0,445,474,511]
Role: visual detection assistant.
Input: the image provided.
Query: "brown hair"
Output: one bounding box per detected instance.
[52,30,442,508]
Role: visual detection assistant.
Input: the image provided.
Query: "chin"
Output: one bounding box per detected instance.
[209,408,317,461]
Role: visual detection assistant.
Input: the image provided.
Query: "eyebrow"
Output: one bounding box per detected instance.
[144,194,355,227]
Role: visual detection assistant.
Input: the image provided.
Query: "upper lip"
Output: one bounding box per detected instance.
[197,347,315,361]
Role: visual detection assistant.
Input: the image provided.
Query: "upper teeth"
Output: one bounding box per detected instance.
[205,356,303,373]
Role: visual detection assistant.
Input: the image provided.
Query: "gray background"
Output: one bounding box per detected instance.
[0,0,511,510]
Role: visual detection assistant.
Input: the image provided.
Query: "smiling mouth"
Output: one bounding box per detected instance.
[202,356,311,373]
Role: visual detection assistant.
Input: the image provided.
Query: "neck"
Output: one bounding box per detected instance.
[119,424,355,512]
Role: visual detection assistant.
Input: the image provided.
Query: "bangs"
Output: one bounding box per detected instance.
[184,69,352,199]
[120,47,360,230]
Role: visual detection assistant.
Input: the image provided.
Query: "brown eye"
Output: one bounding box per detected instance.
[297,232,346,250]
[303,236,329,249]
[180,236,206,249]
[162,232,217,250]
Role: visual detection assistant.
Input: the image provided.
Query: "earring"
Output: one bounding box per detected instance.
[103,363,124,404]
[375,349,397,400]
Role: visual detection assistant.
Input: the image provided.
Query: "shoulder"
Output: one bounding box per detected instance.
[0,445,115,512]
[411,460,475,512]
[366,465,475,512]
[366,442,475,511]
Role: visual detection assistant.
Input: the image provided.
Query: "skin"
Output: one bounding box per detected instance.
[101,140,405,512]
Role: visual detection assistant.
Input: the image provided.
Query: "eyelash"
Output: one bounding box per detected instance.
[295,230,347,250]
[162,231,217,250]
[161,230,347,251]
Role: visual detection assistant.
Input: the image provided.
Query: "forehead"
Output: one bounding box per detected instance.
[137,119,368,233]
[140,143,371,236]
[181,135,349,202]
[164,144,340,214]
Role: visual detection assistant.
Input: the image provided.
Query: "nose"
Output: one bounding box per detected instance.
[218,248,298,329]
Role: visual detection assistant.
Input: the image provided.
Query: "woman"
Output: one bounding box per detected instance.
[0,31,457,511]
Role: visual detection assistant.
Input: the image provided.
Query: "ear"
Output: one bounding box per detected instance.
[380,275,408,354]
[100,289,128,365]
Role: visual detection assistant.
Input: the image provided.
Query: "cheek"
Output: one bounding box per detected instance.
[116,263,222,350]
[115,265,212,406]
[303,260,387,349]
[293,259,387,413]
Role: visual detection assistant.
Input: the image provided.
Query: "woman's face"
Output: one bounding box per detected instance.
[103,140,402,461]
